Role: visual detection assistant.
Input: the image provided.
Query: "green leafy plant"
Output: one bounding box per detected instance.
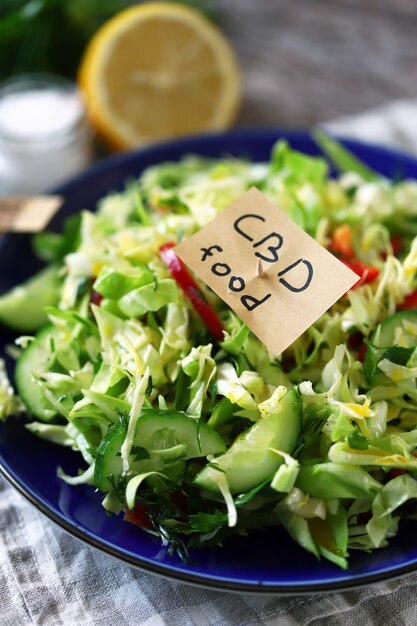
[0,0,210,81]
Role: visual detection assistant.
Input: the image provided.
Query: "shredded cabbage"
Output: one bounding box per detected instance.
[8,138,417,570]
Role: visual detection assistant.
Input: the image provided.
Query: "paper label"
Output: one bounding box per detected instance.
[0,196,63,233]
[175,187,358,355]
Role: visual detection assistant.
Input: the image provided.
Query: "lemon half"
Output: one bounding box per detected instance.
[79,3,241,150]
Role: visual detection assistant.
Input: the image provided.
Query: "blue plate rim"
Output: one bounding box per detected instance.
[2,452,417,595]
[55,127,417,197]
[2,127,417,594]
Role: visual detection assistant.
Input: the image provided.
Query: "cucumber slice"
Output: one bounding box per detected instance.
[15,325,58,421]
[94,421,126,492]
[0,266,60,332]
[364,310,417,384]
[374,310,417,347]
[136,410,226,458]
[208,397,236,430]
[94,410,226,493]
[194,388,302,495]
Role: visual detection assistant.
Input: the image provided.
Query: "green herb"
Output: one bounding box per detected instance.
[106,473,127,502]
[0,1,211,81]
[145,376,153,397]
[131,188,151,226]
[208,380,218,414]
[130,445,151,462]
[234,479,270,507]
[33,214,81,262]
[138,494,191,561]
[75,276,90,300]
[206,462,226,474]
[184,509,227,533]
[348,430,369,451]
[158,195,189,214]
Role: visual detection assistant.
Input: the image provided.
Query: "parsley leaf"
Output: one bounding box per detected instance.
[348,430,369,450]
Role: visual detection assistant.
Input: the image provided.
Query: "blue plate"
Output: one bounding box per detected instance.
[1,129,417,594]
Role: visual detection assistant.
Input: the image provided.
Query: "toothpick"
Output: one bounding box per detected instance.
[256,258,265,277]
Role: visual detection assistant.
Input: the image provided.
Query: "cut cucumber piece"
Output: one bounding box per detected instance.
[94,421,126,492]
[94,409,226,493]
[194,388,302,495]
[364,310,417,384]
[136,410,226,458]
[208,397,236,430]
[373,310,417,347]
[0,265,60,332]
[15,325,58,421]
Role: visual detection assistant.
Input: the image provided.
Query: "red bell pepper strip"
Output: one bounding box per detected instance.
[390,234,403,257]
[331,225,354,257]
[356,510,372,525]
[347,331,367,362]
[358,342,368,363]
[124,503,152,529]
[159,242,224,341]
[90,290,103,306]
[381,235,403,261]
[347,331,363,351]
[387,468,407,480]
[398,290,417,311]
[329,226,379,291]
[340,258,379,289]
[169,491,188,520]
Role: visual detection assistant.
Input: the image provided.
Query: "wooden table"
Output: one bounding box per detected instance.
[216,0,417,127]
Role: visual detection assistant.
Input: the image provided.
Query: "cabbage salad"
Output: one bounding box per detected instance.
[2,134,417,569]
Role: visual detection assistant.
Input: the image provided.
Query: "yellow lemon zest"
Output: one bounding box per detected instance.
[92,262,104,276]
[345,401,373,418]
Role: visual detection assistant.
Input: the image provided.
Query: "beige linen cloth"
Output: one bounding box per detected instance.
[2,100,417,625]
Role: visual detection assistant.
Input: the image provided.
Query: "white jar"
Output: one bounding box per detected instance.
[0,75,93,194]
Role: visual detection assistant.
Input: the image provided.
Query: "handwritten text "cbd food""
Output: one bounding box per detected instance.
[200,213,314,312]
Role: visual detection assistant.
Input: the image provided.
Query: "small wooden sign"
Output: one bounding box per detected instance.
[0,196,63,233]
